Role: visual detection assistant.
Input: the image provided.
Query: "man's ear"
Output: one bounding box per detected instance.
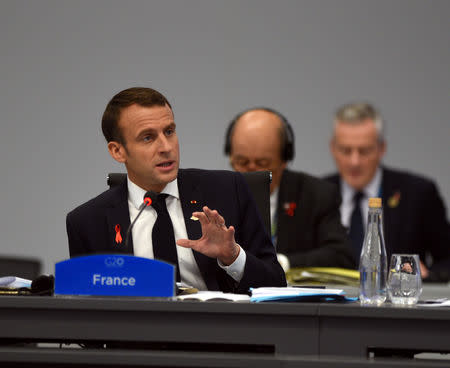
[107,141,126,163]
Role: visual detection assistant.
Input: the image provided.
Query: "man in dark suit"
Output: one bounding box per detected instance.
[67,87,286,293]
[224,107,355,271]
[327,102,450,280]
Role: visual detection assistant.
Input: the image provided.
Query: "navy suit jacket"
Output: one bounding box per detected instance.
[66,168,286,293]
[325,167,450,275]
[275,170,355,269]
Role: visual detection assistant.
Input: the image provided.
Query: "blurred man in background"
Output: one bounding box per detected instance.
[326,102,450,280]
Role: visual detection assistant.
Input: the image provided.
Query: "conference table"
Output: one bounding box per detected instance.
[0,284,449,368]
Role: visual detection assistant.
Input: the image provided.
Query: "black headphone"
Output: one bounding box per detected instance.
[224,107,295,162]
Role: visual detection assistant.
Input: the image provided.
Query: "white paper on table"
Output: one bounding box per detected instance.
[251,287,344,298]
[177,291,250,302]
[0,276,32,288]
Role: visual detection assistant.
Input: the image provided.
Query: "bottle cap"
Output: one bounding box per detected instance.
[368,197,382,208]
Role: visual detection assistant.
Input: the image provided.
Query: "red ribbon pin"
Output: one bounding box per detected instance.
[115,224,122,244]
[284,202,297,217]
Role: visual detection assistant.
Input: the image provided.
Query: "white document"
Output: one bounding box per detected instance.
[251,287,344,297]
[177,291,250,302]
[0,276,32,288]
[250,286,346,302]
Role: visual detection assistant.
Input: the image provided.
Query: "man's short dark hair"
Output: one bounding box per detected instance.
[101,87,172,144]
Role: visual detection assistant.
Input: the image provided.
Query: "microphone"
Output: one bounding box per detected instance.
[124,191,158,249]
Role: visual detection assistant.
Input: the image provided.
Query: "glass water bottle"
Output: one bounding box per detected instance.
[359,197,387,305]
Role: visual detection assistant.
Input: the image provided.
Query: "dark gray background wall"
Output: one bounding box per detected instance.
[1,0,449,274]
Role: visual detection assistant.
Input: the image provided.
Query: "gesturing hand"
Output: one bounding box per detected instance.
[176,206,240,265]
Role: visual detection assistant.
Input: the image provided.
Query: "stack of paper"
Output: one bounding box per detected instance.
[0,276,32,289]
[177,291,250,302]
[250,287,353,303]
[286,267,360,287]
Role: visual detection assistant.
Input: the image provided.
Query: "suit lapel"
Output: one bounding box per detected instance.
[381,168,401,254]
[105,180,133,255]
[178,169,219,290]
[276,170,304,251]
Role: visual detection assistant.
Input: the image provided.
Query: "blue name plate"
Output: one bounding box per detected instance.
[55,255,175,297]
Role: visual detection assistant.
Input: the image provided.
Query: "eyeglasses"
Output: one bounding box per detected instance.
[335,145,378,157]
[230,157,272,170]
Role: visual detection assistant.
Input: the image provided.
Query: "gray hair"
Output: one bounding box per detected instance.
[333,102,385,142]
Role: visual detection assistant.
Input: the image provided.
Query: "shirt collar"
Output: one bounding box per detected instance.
[365,167,382,199]
[341,167,382,202]
[127,177,180,210]
[269,186,279,221]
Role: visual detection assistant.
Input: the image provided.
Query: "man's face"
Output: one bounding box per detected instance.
[229,110,287,194]
[108,104,179,192]
[330,119,385,191]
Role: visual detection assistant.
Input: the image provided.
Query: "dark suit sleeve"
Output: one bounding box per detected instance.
[66,212,88,258]
[285,184,355,269]
[232,173,287,292]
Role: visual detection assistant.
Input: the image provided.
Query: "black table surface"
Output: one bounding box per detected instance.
[0,283,448,368]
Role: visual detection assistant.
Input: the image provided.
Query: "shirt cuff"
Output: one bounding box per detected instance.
[277,253,290,272]
[217,244,246,282]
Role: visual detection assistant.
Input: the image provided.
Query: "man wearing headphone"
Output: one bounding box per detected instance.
[225,108,355,271]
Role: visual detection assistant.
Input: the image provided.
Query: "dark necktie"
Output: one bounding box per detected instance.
[349,191,365,263]
[151,194,180,281]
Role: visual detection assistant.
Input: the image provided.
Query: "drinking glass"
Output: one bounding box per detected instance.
[387,254,422,305]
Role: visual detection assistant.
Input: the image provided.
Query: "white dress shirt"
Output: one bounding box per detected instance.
[270,187,279,229]
[270,187,290,271]
[127,177,246,290]
[339,168,382,230]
